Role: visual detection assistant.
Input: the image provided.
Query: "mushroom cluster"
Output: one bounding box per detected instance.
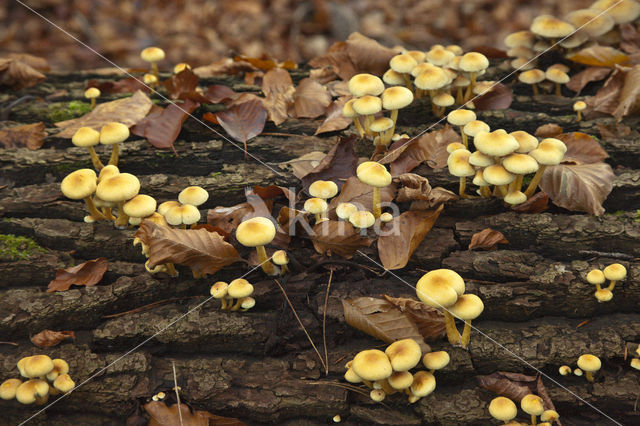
[210,278,255,311]
[630,344,640,371]
[71,122,130,171]
[488,395,559,425]
[559,354,602,382]
[586,263,627,302]
[0,355,75,405]
[343,340,450,404]
[446,129,566,203]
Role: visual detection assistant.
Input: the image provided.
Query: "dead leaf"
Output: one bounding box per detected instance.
[511,191,549,214]
[144,401,245,426]
[328,176,397,218]
[383,295,446,342]
[216,95,267,157]
[4,53,49,72]
[469,46,508,58]
[162,68,199,99]
[566,67,611,94]
[47,258,108,292]
[394,173,432,202]
[0,58,46,90]
[204,85,240,104]
[586,69,625,116]
[613,65,640,120]
[597,122,633,141]
[315,97,353,135]
[534,124,563,138]
[275,206,311,246]
[473,83,513,110]
[423,187,459,207]
[30,330,75,348]
[251,185,295,203]
[555,132,609,164]
[87,77,150,94]
[282,151,327,179]
[300,136,359,192]
[233,54,296,72]
[131,99,199,153]
[568,45,631,67]
[289,78,331,119]
[0,122,46,150]
[342,296,441,353]
[469,228,509,250]
[207,194,273,234]
[136,221,240,277]
[377,205,444,270]
[193,58,258,78]
[309,220,373,258]
[55,91,153,137]
[261,68,294,125]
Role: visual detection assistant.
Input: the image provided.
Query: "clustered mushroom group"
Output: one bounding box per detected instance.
[558,353,602,382]
[488,394,559,425]
[71,122,129,171]
[0,355,75,405]
[344,339,450,404]
[210,278,255,311]
[585,263,627,302]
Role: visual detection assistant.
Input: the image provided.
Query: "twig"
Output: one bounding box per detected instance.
[0,341,18,346]
[322,270,333,376]
[260,132,306,137]
[307,259,383,275]
[273,279,327,372]
[579,250,636,260]
[102,297,200,319]
[172,361,184,426]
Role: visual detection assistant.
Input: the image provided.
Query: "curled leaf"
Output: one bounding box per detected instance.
[31,330,75,348]
[613,65,640,121]
[309,220,373,259]
[473,83,513,110]
[132,99,200,153]
[300,136,359,192]
[394,173,432,202]
[289,78,331,119]
[47,258,108,292]
[468,228,509,250]
[555,132,609,164]
[262,68,294,125]
[144,401,245,426]
[315,97,353,135]
[0,57,46,90]
[566,67,611,94]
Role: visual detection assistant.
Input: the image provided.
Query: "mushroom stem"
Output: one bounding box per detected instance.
[607,280,617,291]
[114,201,130,228]
[576,110,582,122]
[464,72,477,102]
[230,299,243,311]
[314,212,327,223]
[585,371,595,382]
[280,264,289,275]
[555,83,562,97]
[165,263,178,277]
[151,62,159,79]
[402,73,412,91]
[532,84,539,97]
[83,197,107,220]
[480,186,491,198]
[256,245,277,275]
[524,165,547,198]
[443,311,461,346]
[90,98,96,110]
[497,185,508,198]
[362,379,374,389]
[511,175,524,193]
[460,320,472,349]
[108,143,120,166]
[459,126,468,148]
[102,207,115,221]
[458,177,468,198]
[531,414,538,425]
[353,117,365,138]
[456,86,464,105]
[389,109,399,136]
[372,187,382,218]
[595,282,602,292]
[378,379,396,395]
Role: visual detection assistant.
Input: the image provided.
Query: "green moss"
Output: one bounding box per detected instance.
[47,100,92,122]
[0,234,46,261]
[54,161,88,173]
[154,151,175,159]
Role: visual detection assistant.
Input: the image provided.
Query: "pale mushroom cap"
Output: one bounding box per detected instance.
[143,73,158,85]
[529,141,565,165]
[446,44,463,55]
[503,153,539,175]
[521,394,544,416]
[449,293,484,320]
[123,194,157,218]
[595,288,613,301]
[342,99,357,118]
[565,8,615,37]
[228,278,254,298]
[72,127,100,147]
[370,389,386,402]
[541,409,560,422]
[352,349,393,381]
[603,263,627,281]
[0,379,22,400]
[379,212,393,223]
[129,217,142,226]
[630,358,640,370]
[459,52,489,73]
[463,120,490,137]
[469,151,494,167]
[558,365,572,375]
[505,31,536,48]
[165,204,201,226]
[448,149,475,177]
[533,40,551,52]
[574,368,583,376]
[210,281,228,298]
[309,180,339,200]
[489,396,518,422]
[240,296,256,310]
[174,63,191,73]
[382,69,405,86]
[336,202,358,220]
[519,69,546,85]
[453,74,470,87]
[411,62,437,78]
[51,359,69,376]
[235,217,276,247]
[17,357,32,378]
[61,168,97,200]
[510,131,539,153]
[53,374,75,393]
[388,371,413,389]
[416,270,462,308]
[414,67,449,90]
[385,338,422,371]
[422,351,450,370]
[483,164,516,186]
[474,130,519,157]
[433,93,455,107]
[84,87,100,99]
[410,371,436,397]
[370,117,394,133]
[504,191,527,205]
[96,173,140,202]
[272,250,289,265]
[349,211,375,229]
[560,31,589,49]
[540,138,567,154]
[573,101,587,111]
[473,170,489,187]
[592,0,640,24]
[511,57,535,71]
[587,269,606,285]
[158,200,181,216]
[531,15,575,38]
[507,47,535,59]
[304,197,328,215]
[348,73,385,97]
[381,86,414,110]
[353,95,382,115]
[178,186,209,206]
[447,109,476,126]
[98,164,120,182]
[344,367,362,383]
[99,122,130,145]
[446,142,466,153]
[16,380,49,405]
[146,212,168,226]
[140,46,165,62]
[577,354,602,372]
[406,50,427,63]
[426,47,455,66]
[546,68,570,84]
[389,54,418,74]
[357,161,392,187]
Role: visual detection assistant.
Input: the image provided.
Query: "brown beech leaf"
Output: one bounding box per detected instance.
[216,95,267,157]
[144,401,245,426]
[566,67,611,94]
[136,220,240,277]
[30,330,75,348]
[534,123,563,138]
[328,176,397,218]
[131,99,199,153]
[586,69,625,115]
[377,205,443,270]
[309,220,373,259]
[87,77,150,94]
[4,53,49,72]
[539,162,614,216]
[568,45,631,67]
[613,65,640,120]
[275,206,310,247]
[207,194,273,234]
[469,228,509,250]
[0,58,46,90]
[55,91,153,137]
[473,83,513,110]
[251,185,295,203]
[262,68,294,125]
[0,122,46,150]
[191,224,231,241]
[511,191,549,214]
[394,173,432,202]
[300,136,359,192]
[193,58,258,78]
[424,187,459,207]
[597,122,633,141]
[289,78,332,119]
[555,132,609,164]
[283,151,327,179]
[315,97,353,135]
[47,258,108,292]
[162,68,199,99]
[342,296,435,353]
[383,295,446,341]
[204,85,240,104]
[233,55,296,72]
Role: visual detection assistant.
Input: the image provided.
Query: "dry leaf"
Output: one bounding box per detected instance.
[0,122,46,150]
[328,176,397,217]
[216,95,267,157]
[586,69,625,116]
[132,99,199,153]
[275,206,310,246]
[283,151,327,179]
[613,65,640,120]
[468,228,509,250]
[207,194,273,234]
[555,132,609,164]
[315,97,353,135]
[204,85,240,104]
[162,68,199,99]
[473,83,513,110]
[511,191,549,214]
[423,187,459,207]
[144,401,245,426]
[394,173,432,202]
[262,68,294,125]
[300,136,359,192]
[47,258,108,292]
[0,58,46,90]
[377,205,444,270]
[568,45,631,67]
[55,91,153,137]
[4,53,49,72]
[534,123,563,138]
[193,58,258,78]
[30,330,75,348]
[251,185,295,203]
[87,77,150,94]
[233,55,296,72]
[566,67,611,94]
[136,221,240,277]
[309,220,373,258]
[383,295,446,342]
[289,78,331,119]
[597,122,633,141]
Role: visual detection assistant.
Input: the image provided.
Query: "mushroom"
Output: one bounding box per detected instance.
[369,388,386,402]
[389,54,418,89]
[304,197,329,223]
[164,204,201,229]
[309,180,339,203]
[406,50,427,63]
[426,46,455,66]
[511,130,539,154]
[173,63,191,73]
[178,186,209,208]
[385,338,422,371]
[140,46,165,79]
[336,202,357,221]
[382,69,405,86]
[449,293,484,349]
[272,250,289,274]
[573,101,586,122]
[370,117,395,148]
[524,138,566,197]
[545,68,570,96]
[447,149,475,198]
[143,73,158,88]
[422,351,450,373]
[351,349,393,389]
[574,368,583,377]
[505,31,536,49]
[433,93,455,118]
[228,278,254,311]
[45,359,69,382]
[565,9,614,38]
[379,212,393,223]
[472,170,492,198]
[210,281,229,309]
[503,153,539,194]
[347,74,385,99]
[60,168,106,221]
[342,99,365,138]
[96,172,141,228]
[99,122,129,167]
[463,120,490,146]
[603,263,626,291]
[489,396,518,424]
[587,269,605,291]
[483,164,516,198]
[409,371,436,402]
[577,354,601,382]
[381,86,414,137]
[519,69,546,96]
[356,161,392,218]
[416,269,465,345]
[387,370,413,389]
[530,15,575,45]
[84,87,100,110]
[352,95,382,137]
[0,379,22,400]
[558,365,572,375]
[541,410,559,424]
[235,217,277,275]
[595,288,613,302]
[447,142,466,153]
[631,358,640,370]
[414,67,449,113]
[591,0,640,25]
[239,297,256,312]
[158,200,181,216]
[521,394,544,425]
[15,379,49,405]
[349,210,375,230]
[459,52,489,102]
[53,374,75,393]
[123,194,157,226]
[344,367,362,384]
[447,109,476,148]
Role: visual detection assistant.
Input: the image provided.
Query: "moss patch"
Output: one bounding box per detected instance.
[47,100,92,123]
[0,234,46,261]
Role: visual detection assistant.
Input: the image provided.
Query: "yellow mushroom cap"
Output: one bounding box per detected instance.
[410,371,436,397]
[519,69,546,85]
[349,211,375,229]
[379,212,393,223]
[416,269,463,308]
[541,409,559,423]
[385,338,422,372]
[236,217,276,247]
[174,63,191,73]
[447,109,476,126]
[558,365,572,375]
[157,200,181,216]
[595,288,613,302]
[587,269,605,285]
[463,120,490,137]
[344,367,362,384]
[304,197,328,215]
[178,186,209,206]
[46,359,70,381]
[411,62,437,78]
[369,388,386,402]
[574,368,583,376]
[504,191,527,205]
[352,349,393,381]
[16,379,49,404]
[309,180,339,199]
[511,57,536,71]
[473,170,490,187]
[446,142,466,154]
[603,263,627,281]
[630,358,640,370]
[565,8,614,37]
[529,140,565,165]
[449,293,484,320]
[96,173,140,202]
[433,93,455,108]
[140,46,165,62]
[357,161,392,188]
[531,15,575,38]
[143,74,158,85]
[370,118,394,136]
[382,69,405,86]
[446,44,463,55]
[210,281,228,298]
[72,127,100,147]
[342,99,357,118]
[389,54,418,74]
[84,87,100,99]
[521,394,544,416]
[489,396,518,422]
[505,31,536,48]
[545,68,570,84]
[388,371,413,389]
[381,86,414,110]
[592,0,640,25]
[447,149,475,177]
[17,357,33,378]
[98,164,119,182]
[0,379,22,400]
[227,278,254,299]
[414,67,449,90]
[577,354,601,372]
[560,31,589,49]
[469,151,494,168]
[336,202,358,220]
[422,351,450,370]
[53,374,75,393]
[272,250,289,266]
[24,355,54,378]
[573,101,587,112]
[406,50,427,63]
[353,95,382,116]
[239,297,255,310]
[459,52,489,72]
[426,47,455,66]
[123,194,157,218]
[483,164,516,186]
[507,47,535,59]
[165,204,201,226]
[503,153,539,175]
[348,73,385,97]
[61,168,97,200]
[99,122,130,145]
[475,130,520,157]
[510,131,539,153]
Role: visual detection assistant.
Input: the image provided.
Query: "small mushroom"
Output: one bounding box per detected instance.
[99,122,129,167]
[415,67,449,113]
[84,87,100,110]
[15,379,49,405]
[96,172,141,228]
[272,250,289,274]
[369,388,386,402]
[379,212,393,223]
[558,365,572,375]
[353,95,382,137]
[381,86,414,136]
[573,101,586,122]
[308,180,339,202]
[416,269,465,345]
[60,169,106,221]
[603,263,626,291]
[356,161,392,218]
[577,354,601,382]
[235,217,277,275]
[228,278,254,311]
[409,371,436,402]
[447,109,476,148]
[447,149,475,198]
[541,409,559,424]
[587,269,605,291]
[387,371,413,391]
[524,138,566,197]
[449,293,484,349]
[304,197,329,223]
[165,204,201,229]
[123,195,157,227]
[239,296,256,312]
[210,281,229,309]
[370,117,395,147]
[349,211,375,230]
[140,46,165,79]
[351,349,393,389]
[143,73,159,88]
[459,52,489,102]
[336,202,357,221]
[422,351,450,374]
[342,99,365,137]
[521,394,544,425]
[53,374,75,393]
[389,54,418,89]
[173,63,191,74]
[178,186,209,208]
[519,69,545,96]
[573,368,583,377]
[0,379,22,400]
[546,68,570,96]
[385,339,422,372]
[489,396,518,424]
[631,358,640,370]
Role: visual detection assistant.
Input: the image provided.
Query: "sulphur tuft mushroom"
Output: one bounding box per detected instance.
[603,263,626,291]
[489,396,518,424]
[304,197,329,223]
[342,99,365,137]
[96,172,141,228]
[447,109,476,148]
[0,378,22,400]
[235,217,277,275]
[449,293,484,349]
[545,68,570,96]
[573,101,586,122]
[385,338,422,372]
[349,210,375,230]
[587,269,605,292]
[577,354,601,382]
[336,202,358,221]
[178,186,209,208]
[165,204,201,229]
[99,122,129,167]
[210,281,229,309]
[15,379,49,405]
[227,278,254,311]
[459,52,489,102]
[60,168,106,221]
[352,349,393,389]
[558,365,572,376]
[524,138,566,197]
[519,69,545,96]
[72,127,104,170]
[541,409,559,424]
[356,161,392,218]
[123,194,157,226]
[53,374,75,393]
[521,394,544,425]
[272,250,289,274]
[84,87,100,110]
[409,371,436,402]
[447,149,475,198]
[416,269,465,345]
[422,351,450,373]
[381,86,414,137]
[309,180,339,202]
[140,47,165,79]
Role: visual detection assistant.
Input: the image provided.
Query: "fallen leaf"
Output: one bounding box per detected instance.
[568,45,631,67]
[55,91,153,137]
[0,122,46,150]
[473,83,513,110]
[144,401,245,426]
[87,77,150,94]
[251,185,295,203]
[202,111,219,125]
[377,205,444,270]
[191,224,231,241]
[193,58,258,78]
[207,194,273,234]
[586,69,625,116]
[383,295,446,341]
[597,122,632,141]
[216,95,267,157]
[315,97,353,135]
[309,220,373,258]
[289,78,331,119]
[534,123,563,138]
[204,85,240,104]
[300,135,359,192]
[234,54,296,71]
[469,46,508,58]
[394,173,432,202]
[328,176,397,217]
[423,187,459,207]
[162,68,199,99]
[613,65,640,120]
[0,58,46,90]
[566,67,611,94]
[4,53,49,72]
[511,191,549,214]
[131,99,199,153]
[136,220,241,277]
[555,132,609,164]
[30,330,75,348]
[275,206,311,246]
[282,151,327,179]
[468,228,509,250]
[261,68,294,125]
[47,258,108,292]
